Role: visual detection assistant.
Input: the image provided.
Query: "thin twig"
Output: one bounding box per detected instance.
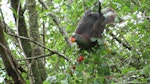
[105,28,132,50]
[110,33,132,50]
[19,53,52,61]
[16,0,20,30]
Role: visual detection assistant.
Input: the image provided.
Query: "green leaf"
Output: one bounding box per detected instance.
[90,37,97,42]
[10,8,18,18]
[61,79,68,84]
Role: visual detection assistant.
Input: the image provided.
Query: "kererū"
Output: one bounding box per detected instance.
[70,2,121,50]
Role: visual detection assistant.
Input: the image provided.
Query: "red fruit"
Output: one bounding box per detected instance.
[77,55,84,62]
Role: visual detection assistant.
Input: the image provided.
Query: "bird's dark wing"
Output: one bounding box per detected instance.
[75,12,98,35]
[90,12,105,38]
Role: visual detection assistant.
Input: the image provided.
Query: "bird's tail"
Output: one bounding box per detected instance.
[102,7,123,24]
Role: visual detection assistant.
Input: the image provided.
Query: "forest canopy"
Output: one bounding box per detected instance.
[0,0,150,84]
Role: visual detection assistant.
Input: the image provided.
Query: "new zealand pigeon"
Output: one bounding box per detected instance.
[70,4,121,50]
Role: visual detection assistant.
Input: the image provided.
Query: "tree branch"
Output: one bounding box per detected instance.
[0,19,26,84]
[19,53,52,61]
[1,7,70,61]
[7,32,70,61]
[110,33,132,50]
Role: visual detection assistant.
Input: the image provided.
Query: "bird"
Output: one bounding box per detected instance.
[70,5,121,50]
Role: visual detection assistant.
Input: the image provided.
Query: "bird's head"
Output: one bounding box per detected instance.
[70,36,76,43]
[70,34,83,43]
[70,34,78,43]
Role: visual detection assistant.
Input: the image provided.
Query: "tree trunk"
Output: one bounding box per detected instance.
[26,0,47,83]
[0,20,25,84]
[10,0,47,83]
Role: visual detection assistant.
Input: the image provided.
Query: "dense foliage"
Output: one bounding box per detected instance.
[0,0,150,83]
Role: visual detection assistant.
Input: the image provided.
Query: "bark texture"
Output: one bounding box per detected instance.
[0,20,25,84]
[10,0,47,83]
[26,0,47,83]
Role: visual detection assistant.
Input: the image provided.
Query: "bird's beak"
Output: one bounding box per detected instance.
[70,36,75,43]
